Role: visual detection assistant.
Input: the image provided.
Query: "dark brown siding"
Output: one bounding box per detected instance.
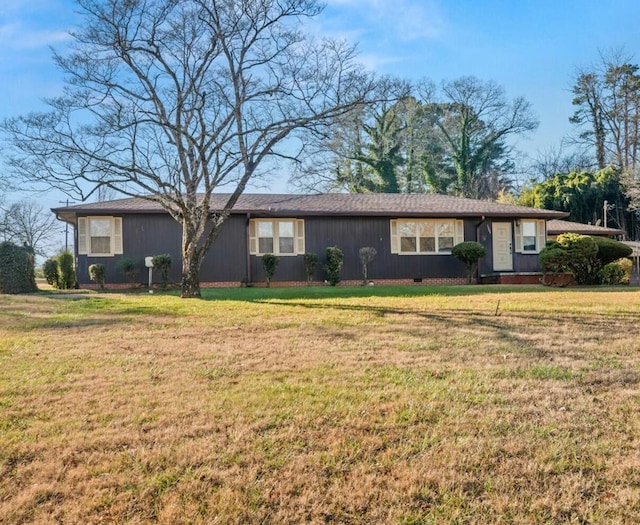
[477,219,543,275]
[250,216,470,283]
[75,213,543,285]
[76,214,247,285]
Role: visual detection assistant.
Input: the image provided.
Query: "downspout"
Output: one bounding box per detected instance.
[245,213,252,284]
[475,216,487,283]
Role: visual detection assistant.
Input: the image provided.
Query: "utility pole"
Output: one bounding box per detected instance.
[58,199,75,252]
[603,200,615,229]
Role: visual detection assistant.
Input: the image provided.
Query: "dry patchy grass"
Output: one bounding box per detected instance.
[1,286,640,524]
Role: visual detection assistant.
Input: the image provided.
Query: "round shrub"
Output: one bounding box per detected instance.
[539,243,571,273]
[555,233,599,284]
[117,257,139,283]
[599,262,627,285]
[262,253,279,287]
[0,242,37,294]
[88,263,106,290]
[303,252,319,285]
[43,258,59,288]
[615,257,633,284]
[151,253,172,289]
[451,241,486,284]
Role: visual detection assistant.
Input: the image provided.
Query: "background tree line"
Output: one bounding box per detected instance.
[292,76,538,200]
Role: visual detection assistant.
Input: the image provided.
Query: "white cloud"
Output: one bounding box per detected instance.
[324,0,445,41]
[0,23,70,51]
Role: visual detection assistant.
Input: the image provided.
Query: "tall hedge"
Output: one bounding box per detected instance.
[57,251,76,290]
[324,246,343,286]
[0,242,38,294]
[43,258,59,288]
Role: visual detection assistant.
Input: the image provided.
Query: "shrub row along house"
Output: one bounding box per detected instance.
[53,193,571,287]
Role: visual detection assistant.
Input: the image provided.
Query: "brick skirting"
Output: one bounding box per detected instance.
[80,277,469,290]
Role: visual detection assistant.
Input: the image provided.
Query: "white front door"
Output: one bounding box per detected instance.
[492,222,513,271]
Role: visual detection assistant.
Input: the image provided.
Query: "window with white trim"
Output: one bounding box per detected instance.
[77,217,123,256]
[249,219,305,256]
[515,219,546,254]
[390,219,464,254]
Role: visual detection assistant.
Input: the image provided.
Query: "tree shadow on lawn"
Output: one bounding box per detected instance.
[248,297,638,361]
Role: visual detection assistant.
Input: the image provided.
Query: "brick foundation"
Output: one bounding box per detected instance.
[204,277,468,288]
[80,277,468,290]
[480,273,573,286]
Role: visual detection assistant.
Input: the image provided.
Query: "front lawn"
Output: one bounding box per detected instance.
[1,286,639,523]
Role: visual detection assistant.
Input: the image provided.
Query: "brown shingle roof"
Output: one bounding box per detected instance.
[547,219,624,237]
[53,193,569,219]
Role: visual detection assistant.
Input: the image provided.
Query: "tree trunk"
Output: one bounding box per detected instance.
[181,252,202,298]
[181,223,203,298]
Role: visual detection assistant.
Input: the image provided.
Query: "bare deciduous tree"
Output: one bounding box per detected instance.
[420,76,538,199]
[2,0,379,297]
[526,144,595,182]
[571,50,640,212]
[0,200,63,258]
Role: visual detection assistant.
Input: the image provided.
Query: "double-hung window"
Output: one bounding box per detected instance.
[391,219,464,254]
[77,217,123,256]
[249,219,305,256]
[515,219,546,254]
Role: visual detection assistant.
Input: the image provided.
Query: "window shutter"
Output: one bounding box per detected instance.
[390,220,399,254]
[295,219,305,255]
[536,220,546,253]
[249,220,258,255]
[514,221,523,253]
[113,217,123,254]
[454,220,464,245]
[78,217,87,255]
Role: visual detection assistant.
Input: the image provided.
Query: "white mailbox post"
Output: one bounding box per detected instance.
[145,257,154,292]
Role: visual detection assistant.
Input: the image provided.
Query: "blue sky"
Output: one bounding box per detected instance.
[2,0,640,203]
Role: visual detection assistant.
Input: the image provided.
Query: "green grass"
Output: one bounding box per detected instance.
[1,285,640,523]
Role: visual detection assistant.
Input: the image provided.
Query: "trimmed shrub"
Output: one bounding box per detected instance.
[555,233,599,285]
[599,261,627,285]
[57,251,76,290]
[539,242,573,285]
[0,242,37,294]
[324,246,343,286]
[615,257,633,284]
[151,254,172,289]
[117,257,139,283]
[88,263,106,290]
[262,253,279,287]
[599,258,632,285]
[540,234,633,285]
[303,252,319,285]
[359,247,377,284]
[592,236,633,265]
[43,258,59,288]
[451,241,486,284]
